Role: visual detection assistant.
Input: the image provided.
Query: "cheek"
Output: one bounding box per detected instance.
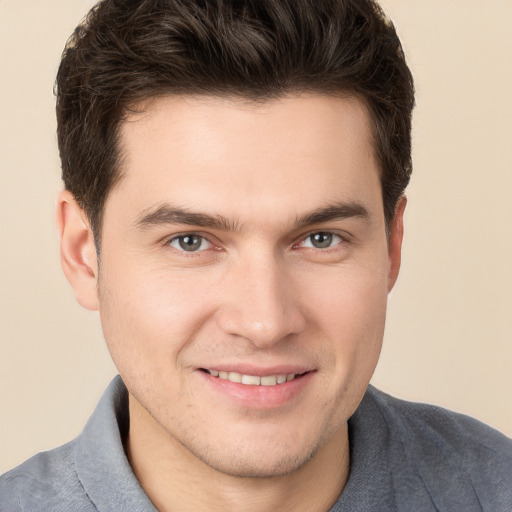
[300,259,388,371]
[97,263,217,380]
[303,257,388,328]
[300,263,388,421]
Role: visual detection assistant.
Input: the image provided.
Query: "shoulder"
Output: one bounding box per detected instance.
[0,440,95,512]
[364,386,512,509]
[366,386,512,457]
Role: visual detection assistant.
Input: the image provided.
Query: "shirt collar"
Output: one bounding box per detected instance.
[74,375,157,512]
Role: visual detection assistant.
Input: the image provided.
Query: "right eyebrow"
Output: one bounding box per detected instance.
[135,205,240,232]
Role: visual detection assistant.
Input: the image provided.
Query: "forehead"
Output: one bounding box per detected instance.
[121,94,374,165]
[109,94,382,230]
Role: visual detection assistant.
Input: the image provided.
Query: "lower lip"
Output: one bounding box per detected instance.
[197,371,315,409]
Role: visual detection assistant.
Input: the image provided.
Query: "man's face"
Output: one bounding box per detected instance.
[95,94,402,477]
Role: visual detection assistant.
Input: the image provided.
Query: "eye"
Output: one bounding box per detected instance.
[300,232,343,249]
[168,234,212,252]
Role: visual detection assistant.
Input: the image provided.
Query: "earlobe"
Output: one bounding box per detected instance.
[55,190,99,311]
[387,196,407,293]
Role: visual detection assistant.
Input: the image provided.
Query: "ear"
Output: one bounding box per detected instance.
[55,190,99,311]
[387,196,407,293]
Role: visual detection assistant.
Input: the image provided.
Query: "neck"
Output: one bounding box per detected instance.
[126,394,350,512]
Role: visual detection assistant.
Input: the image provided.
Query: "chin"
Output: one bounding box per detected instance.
[196,445,318,479]
[181,421,330,479]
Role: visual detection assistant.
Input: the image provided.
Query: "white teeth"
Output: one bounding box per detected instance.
[242,375,261,385]
[228,372,242,383]
[261,375,277,386]
[208,370,299,386]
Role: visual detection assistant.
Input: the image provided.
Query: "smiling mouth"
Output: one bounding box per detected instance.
[200,369,309,386]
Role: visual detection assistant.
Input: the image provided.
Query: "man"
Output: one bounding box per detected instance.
[1,0,510,511]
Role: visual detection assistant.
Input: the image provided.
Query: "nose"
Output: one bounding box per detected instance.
[216,251,306,348]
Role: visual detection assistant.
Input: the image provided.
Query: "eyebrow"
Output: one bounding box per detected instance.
[135,201,370,232]
[135,205,240,231]
[295,202,370,229]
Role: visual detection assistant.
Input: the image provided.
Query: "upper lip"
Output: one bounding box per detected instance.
[198,364,314,377]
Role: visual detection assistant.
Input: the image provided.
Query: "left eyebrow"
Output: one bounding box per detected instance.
[294,202,370,229]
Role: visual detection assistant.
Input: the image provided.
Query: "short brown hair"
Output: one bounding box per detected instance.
[56,0,414,246]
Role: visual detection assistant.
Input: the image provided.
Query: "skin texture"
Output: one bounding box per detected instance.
[56,94,405,512]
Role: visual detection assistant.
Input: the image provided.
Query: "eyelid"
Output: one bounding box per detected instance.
[171,235,211,251]
[293,229,349,249]
[163,231,220,252]
[160,228,350,253]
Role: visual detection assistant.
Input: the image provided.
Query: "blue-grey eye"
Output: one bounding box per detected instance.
[302,232,342,249]
[169,234,211,252]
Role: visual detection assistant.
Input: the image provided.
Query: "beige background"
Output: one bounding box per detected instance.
[1,0,511,474]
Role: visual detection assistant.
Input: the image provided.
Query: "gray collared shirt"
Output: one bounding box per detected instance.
[2,376,511,511]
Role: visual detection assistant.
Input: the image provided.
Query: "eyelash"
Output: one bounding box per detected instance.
[296,232,345,250]
[164,231,347,255]
[167,234,212,252]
